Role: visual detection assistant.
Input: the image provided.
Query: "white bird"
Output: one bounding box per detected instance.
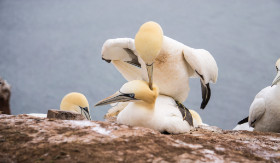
[60,92,92,120]
[237,59,280,132]
[95,80,204,134]
[101,21,218,109]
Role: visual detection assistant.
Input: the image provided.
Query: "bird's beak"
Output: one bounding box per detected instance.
[271,71,280,87]
[146,63,153,90]
[94,91,136,107]
[80,106,91,120]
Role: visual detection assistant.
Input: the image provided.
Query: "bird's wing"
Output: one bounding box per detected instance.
[182,48,218,109]
[175,100,193,127]
[101,38,148,81]
[237,116,249,125]
[249,95,266,128]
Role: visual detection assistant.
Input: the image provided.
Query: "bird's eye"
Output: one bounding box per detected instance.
[129,94,134,98]
[80,106,89,114]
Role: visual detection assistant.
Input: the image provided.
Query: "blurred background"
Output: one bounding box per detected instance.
[0,0,279,129]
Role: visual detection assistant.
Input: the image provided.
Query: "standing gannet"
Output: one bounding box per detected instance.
[236,59,280,132]
[101,21,218,109]
[95,80,199,134]
[60,92,92,120]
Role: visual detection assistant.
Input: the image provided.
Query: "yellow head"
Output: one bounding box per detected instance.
[60,92,91,120]
[95,80,159,107]
[135,21,163,65]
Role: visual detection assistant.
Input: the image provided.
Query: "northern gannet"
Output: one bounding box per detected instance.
[236,59,280,132]
[95,80,202,134]
[101,21,218,109]
[60,92,92,120]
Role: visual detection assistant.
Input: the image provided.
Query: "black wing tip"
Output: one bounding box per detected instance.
[200,105,206,110]
[102,57,111,63]
[237,116,249,125]
[175,100,194,126]
[200,83,211,110]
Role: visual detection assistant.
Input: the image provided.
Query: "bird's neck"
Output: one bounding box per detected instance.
[133,100,155,110]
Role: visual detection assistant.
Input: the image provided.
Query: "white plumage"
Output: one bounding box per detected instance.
[249,85,280,132]
[117,95,192,134]
[102,23,218,109]
[245,58,280,132]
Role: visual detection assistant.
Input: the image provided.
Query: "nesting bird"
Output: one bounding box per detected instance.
[60,92,92,120]
[236,59,280,132]
[102,21,218,109]
[95,80,204,134]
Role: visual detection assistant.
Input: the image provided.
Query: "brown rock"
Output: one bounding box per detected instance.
[47,109,85,120]
[0,77,11,115]
[0,114,279,162]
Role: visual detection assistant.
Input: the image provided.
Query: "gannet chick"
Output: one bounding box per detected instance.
[102,21,218,109]
[95,80,193,134]
[60,92,91,120]
[247,59,280,132]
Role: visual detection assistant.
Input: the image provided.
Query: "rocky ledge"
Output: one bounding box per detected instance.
[0,114,279,163]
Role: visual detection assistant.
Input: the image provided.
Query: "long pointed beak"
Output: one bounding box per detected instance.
[146,63,153,90]
[80,107,91,120]
[94,91,136,107]
[271,71,280,87]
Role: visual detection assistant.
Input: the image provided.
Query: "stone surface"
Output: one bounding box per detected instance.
[47,109,85,120]
[0,114,279,163]
[0,77,11,115]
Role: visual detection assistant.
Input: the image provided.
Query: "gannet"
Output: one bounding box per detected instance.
[101,21,218,109]
[60,92,92,120]
[236,59,280,132]
[105,102,204,127]
[95,80,201,134]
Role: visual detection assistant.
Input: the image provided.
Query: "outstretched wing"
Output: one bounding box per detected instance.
[101,38,148,81]
[183,48,218,109]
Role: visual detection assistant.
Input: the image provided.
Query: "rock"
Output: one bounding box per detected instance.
[47,109,85,120]
[0,77,11,115]
[0,114,279,162]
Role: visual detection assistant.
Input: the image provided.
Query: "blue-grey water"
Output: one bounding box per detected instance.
[0,0,279,129]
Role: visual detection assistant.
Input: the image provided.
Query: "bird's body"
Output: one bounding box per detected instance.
[102,36,218,106]
[249,85,280,132]
[117,95,192,134]
[95,80,201,134]
[240,58,280,133]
